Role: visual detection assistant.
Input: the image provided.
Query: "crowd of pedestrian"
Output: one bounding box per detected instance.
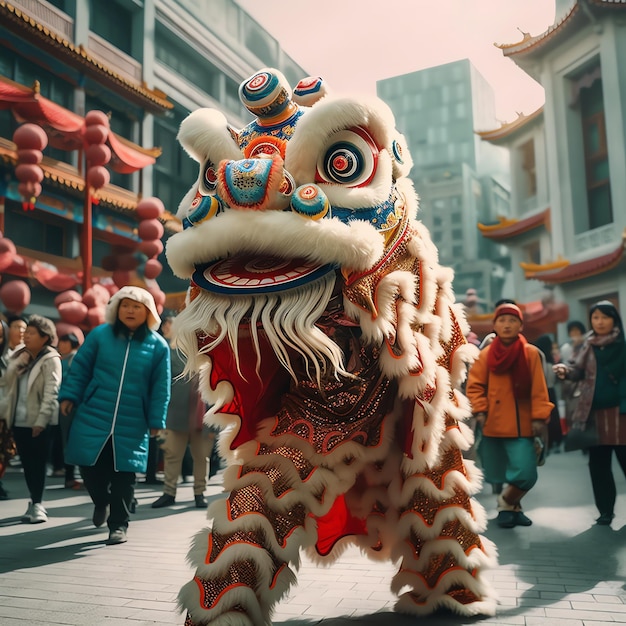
[0,285,221,546]
[466,297,626,529]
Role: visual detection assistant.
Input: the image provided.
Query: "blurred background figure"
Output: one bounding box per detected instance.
[0,319,16,500]
[560,320,587,363]
[152,315,215,510]
[60,287,170,545]
[554,301,626,526]
[0,315,61,523]
[50,332,83,489]
[559,321,587,434]
[533,334,564,454]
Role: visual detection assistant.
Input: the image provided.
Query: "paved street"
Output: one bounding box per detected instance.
[0,450,625,625]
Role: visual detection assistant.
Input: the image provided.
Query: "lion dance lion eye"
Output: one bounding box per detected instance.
[201,160,218,194]
[316,127,379,188]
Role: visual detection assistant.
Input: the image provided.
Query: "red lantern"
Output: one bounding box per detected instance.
[0,238,17,272]
[136,197,165,220]
[117,252,139,271]
[138,219,164,241]
[0,280,31,313]
[138,239,164,258]
[144,259,163,280]
[58,300,88,325]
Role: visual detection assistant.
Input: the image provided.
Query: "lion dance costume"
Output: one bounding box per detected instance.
[165,68,498,625]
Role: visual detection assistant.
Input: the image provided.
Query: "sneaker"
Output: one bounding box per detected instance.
[30,503,48,524]
[496,510,517,528]
[106,528,127,545]
[514,510,533,526]
[92,504,108,528]
[64,480,84,490]
[151,494,175,508]
[194,494,207,509]
[21,502,34,523]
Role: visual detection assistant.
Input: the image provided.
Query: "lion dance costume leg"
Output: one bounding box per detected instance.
[165,69,498,626]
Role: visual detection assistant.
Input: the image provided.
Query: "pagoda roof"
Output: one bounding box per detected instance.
[478,208,550,240]
[477,107,544,143]
[0,137,180,232]
[495,1,626,61]
[0,76,161,173]
[0,0,172,112]
[525,230,626,284]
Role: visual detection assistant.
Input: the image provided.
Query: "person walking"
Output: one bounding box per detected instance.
[151,315,213,509]
[0,315,61,523]
[533,334,564,454]
[59,286,171,545]
[554,300,626,526]
[0,319,16,500]
[466,303,554,528]
[558,320,587,433]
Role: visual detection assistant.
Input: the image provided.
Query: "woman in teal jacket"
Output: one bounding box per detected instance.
[60,286,170,545]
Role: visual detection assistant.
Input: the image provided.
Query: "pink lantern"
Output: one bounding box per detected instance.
[87,165,110,190]
[86,143,111,167]
[112,270,132,288]
[143,259,162,280]
[86,305,106,327]
[15,163,44,184]
[83,124,109,145]
[136,197,165,220]
[82,283,110,308]
[138,239,164,259]
[85,110,110,128]
[0,280,31,313]
[0,238,17,272]
[17,149,43,164]
[58,300,88,325]
[53,290,83,307]
[138,219,164,241]
[13,124,48,151]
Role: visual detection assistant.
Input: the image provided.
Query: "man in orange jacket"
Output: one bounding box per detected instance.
[467,303,554,527]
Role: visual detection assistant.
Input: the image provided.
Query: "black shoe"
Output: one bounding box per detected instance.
[514,510,533,526]
[0,483,8,500]
[92,505,108,528]
[106,528,127,545]
[596,513,615,526]
[151,494,175,508]
[194,494,207,509]
[496,510,516,528]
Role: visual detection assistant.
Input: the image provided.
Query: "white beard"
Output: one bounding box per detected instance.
[172,272,349,386]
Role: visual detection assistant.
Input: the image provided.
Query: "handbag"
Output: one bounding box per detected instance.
[564,414,599,452]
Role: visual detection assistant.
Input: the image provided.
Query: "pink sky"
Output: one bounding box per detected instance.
[236,0,556,123]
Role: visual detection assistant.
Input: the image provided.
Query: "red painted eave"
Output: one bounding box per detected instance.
[478,208,550,240]
[530,236,626,284]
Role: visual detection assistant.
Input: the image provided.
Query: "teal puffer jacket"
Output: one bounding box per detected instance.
[61,323,171,472]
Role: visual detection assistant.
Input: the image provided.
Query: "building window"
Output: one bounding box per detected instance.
[153,109,198,218]
[89,0,133,56]
[5,205,67,256]
[580,77,612,229]
[519,139,537,198]
[523,241,540,265]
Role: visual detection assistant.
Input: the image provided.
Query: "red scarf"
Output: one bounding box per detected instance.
[487,334,532,399]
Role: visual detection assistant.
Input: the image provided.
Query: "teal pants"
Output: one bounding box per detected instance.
[478,436,538,492]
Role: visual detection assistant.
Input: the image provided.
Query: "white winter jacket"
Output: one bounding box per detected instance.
[0,346,62,429]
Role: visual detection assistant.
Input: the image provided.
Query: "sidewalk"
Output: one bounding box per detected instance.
[0,450,625,625]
